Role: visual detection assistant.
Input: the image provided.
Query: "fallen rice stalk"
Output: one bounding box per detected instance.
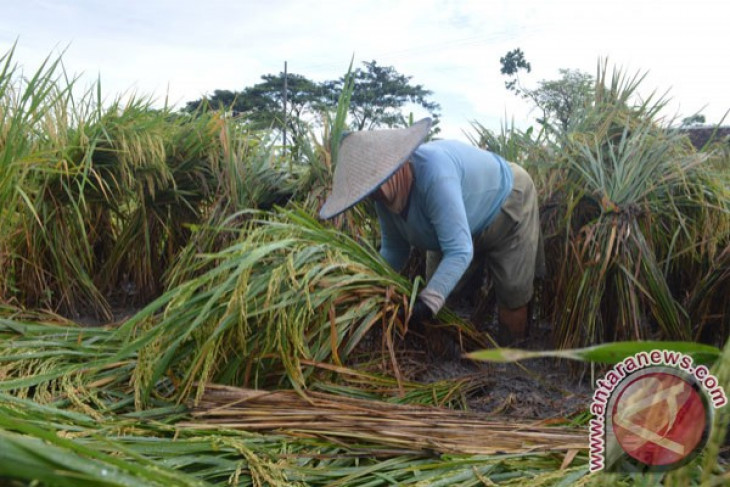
[182,384,588,456]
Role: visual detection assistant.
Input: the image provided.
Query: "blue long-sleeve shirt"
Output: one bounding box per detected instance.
[375,140,513,300]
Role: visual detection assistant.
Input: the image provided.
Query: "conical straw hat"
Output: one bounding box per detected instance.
[319,118,432,219]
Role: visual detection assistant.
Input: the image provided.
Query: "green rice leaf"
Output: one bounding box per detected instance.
[466,340,720,365]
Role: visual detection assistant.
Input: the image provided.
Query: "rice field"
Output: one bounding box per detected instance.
[0,46,728,485]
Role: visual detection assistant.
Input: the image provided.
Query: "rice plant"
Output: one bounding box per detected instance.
[0,44,107,317]
[0,387,592,487]
[118,207,477,405]
[3,307,728,485]
[0,47,180,317]
[2,45,729,486]
[0,42,303,320]
[671,137,730,344]
[95,103,299,305]
[0,310,588,486]
[687,242,730,343]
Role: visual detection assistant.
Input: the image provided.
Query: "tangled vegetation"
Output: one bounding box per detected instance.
[0,45,728,485]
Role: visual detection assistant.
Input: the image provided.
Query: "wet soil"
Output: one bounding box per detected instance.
[402,317,595,421]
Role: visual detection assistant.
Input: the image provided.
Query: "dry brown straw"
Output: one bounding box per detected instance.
[181,385,588,455]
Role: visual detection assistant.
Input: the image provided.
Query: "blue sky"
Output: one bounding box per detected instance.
[2,0,728,140]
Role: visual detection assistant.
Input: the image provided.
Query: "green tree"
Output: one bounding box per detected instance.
[681,113,706,126]
[500,48,531,94]
[186,73,325,145]
[500,49,594,133]
[530,69,594,132]
[190,89,238,110]
[324,60,441,132]
[185,61,441,141]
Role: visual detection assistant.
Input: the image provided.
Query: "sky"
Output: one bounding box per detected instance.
[2,0,728,141]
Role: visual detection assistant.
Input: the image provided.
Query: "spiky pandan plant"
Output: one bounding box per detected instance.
[545,63,729,348]
[467,120,544,166]
[466,120,562,226]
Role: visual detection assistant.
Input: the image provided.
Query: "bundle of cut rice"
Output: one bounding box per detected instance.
[183,384,588,456]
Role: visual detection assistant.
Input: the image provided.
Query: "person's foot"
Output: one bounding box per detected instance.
[497,305,528,347]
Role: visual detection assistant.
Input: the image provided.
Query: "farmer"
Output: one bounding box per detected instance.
[319,118,544,344]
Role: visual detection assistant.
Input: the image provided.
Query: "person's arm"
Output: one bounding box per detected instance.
[419,176,473,314]
[375,203,410,271]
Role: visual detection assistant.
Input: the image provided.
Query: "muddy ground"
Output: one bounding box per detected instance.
[394,316,595,421]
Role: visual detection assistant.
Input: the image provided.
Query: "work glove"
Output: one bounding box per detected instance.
[398,298,434,333]
[411,299,434,323]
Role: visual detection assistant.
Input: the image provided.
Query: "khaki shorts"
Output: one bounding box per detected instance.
[426,162,545,309]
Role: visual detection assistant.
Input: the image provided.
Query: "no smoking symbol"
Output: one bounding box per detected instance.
[612,371,708,467]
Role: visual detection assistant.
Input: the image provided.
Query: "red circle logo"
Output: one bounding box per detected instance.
[611,371,707,467]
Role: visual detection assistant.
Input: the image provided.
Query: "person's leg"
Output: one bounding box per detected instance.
[478,163,541,345]
[498,305,528,341]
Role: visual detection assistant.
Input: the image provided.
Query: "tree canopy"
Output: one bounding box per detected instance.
[185,73,326,144]
[500,48,594,133]
[185,61,441,143]
[324,60,440,131]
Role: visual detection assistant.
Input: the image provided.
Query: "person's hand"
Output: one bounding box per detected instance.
[398,298,434,333]
[411,299,433,323]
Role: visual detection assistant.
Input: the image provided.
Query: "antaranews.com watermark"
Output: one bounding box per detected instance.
[589,349,727,473]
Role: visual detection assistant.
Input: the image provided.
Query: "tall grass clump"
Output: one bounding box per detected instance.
[0,43,301,320]
[0,45,96,315]
[674,131,730,343]
[97,104,298,304]
[545,62,729,348]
